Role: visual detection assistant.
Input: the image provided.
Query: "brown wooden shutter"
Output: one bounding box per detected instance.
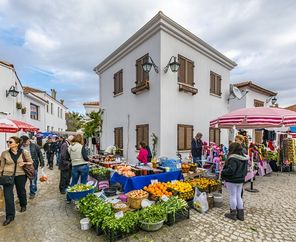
[136,59,142,85]
[114,73,117,94]
[178,56,186,84]
[215,128,220,145]
[119,127,123,149]
[186,61,194,86]
[143,55,149,82]
[217,76,221,96]
[177,125,185,150]
[119,71,123,93]
[210,72,215,94]
[209,128,215,143]
[186,126,193,150]
[143,125,149,146]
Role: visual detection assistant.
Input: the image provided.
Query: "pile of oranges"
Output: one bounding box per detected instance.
[144,182,173,198]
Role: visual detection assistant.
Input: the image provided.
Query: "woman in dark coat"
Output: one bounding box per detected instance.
[221,142,248,221]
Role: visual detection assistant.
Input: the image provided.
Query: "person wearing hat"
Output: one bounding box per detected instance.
[59,136,73,194]
[20,135,44,199]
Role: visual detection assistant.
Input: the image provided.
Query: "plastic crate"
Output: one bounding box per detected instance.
[104,226,139,242]
[94,225,104,236]
[165,207,190,226]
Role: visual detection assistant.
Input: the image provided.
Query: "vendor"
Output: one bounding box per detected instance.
[137,141,148,165]
[191,132,203,167]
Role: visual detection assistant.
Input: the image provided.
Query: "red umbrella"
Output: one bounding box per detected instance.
[0,118,39,133]
[210,107,296,129]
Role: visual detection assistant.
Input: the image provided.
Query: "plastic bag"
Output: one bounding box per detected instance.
[39,168,48,182]
[193,188,208,213]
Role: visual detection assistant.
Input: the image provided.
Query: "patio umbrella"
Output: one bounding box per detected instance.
[210,107,296,193]
[210,107,296,129]
[0,118,39,133]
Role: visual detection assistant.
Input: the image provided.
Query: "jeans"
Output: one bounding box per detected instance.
[67,164,89,201]
[193,156,202,167]
[56,152,61,166]
[3,175,27,219]
[226,182,244,210]
[29,169,38,195]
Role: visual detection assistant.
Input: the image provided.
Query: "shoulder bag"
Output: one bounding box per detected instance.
[22,152,35,180]
[0,156,17,186]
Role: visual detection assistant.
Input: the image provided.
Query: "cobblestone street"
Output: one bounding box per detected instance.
[0,167,295,242]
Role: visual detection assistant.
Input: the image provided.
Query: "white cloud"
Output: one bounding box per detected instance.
[24,29,60,51]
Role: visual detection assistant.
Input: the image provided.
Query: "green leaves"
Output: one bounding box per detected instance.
[102,212,139,233]
[82,110,104,138]
[138,204,166,224]
[65,111,84,131]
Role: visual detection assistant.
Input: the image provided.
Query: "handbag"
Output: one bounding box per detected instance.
[22,152,35,181]
[0,156,17,186]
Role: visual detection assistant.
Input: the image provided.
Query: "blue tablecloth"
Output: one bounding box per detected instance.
[111,171,183,193]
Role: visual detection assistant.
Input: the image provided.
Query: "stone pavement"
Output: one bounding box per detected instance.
[0,167,295,242]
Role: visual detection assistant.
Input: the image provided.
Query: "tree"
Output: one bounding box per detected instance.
[82,109,104,138]
[65,111,84,131]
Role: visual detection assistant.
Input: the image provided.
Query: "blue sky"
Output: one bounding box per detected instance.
[1,0,296,113]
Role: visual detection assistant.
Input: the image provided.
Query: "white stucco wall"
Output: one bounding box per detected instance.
[84,105,100,115]
[245,89,269,107]
[229,94,247,112]
[33,92,67,132]
[159,30,230,158]
[99,32,161,162]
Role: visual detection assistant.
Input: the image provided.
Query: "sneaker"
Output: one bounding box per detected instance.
[29,194,35,199]
[60,191,66,195]
[66,200,71,204]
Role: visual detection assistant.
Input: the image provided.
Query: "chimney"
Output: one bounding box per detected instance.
[51,89,57,99]
[60,99,64,105]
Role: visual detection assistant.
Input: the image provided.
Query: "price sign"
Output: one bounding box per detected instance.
[176,163,181,169]
[171,180,177,184]
[151,179,158,184]
[161,195,169,202]
[115,211,124,219]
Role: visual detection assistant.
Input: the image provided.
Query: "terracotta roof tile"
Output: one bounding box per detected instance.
[83,101,100,106]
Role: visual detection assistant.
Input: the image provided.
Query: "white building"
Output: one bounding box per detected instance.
[83,101,100,115]
[94,12,236,162]
[229,81,278,143]
[23,87,68,132]
[0,60,67,151]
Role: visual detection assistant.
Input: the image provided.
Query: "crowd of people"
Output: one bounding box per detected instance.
[0,133,91,226]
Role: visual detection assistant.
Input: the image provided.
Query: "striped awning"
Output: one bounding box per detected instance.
[0,118,39,133]
[210,107,296,129]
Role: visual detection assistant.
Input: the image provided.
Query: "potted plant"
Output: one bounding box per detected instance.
[151,133,158,158]
[16,102,22,109]
[21,107,26,114]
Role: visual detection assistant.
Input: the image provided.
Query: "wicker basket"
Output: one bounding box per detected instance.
[127,193,149,209]
[112,202,129,212]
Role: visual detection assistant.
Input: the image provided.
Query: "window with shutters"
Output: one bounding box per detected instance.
[131,54,150,94]
[209,128,221,145]
[178,55,195,86]
[136,54,149,84]
[113,69,123,96]
[254,99,264,107]
[177,124,193,151]
[114,127,123,155]
[210,71,222,96]
[136,124,149,150]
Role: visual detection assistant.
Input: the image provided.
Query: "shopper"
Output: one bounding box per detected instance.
[20,135,44,199]
[43,136,56,170]
[137,141,148,165]
[146,145,152,163]
[67,134,90,202]
[191,132,203,167]
[55,137,63,166]
[0,136,33,226]
[235,134,248,155]
[59,136,73,194]
[221,142,248,221]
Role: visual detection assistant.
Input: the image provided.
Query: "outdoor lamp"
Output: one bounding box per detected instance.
[142,56,159,73]
[164,56,180,73]
[6,85,19,97]
[266,96,277,105]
